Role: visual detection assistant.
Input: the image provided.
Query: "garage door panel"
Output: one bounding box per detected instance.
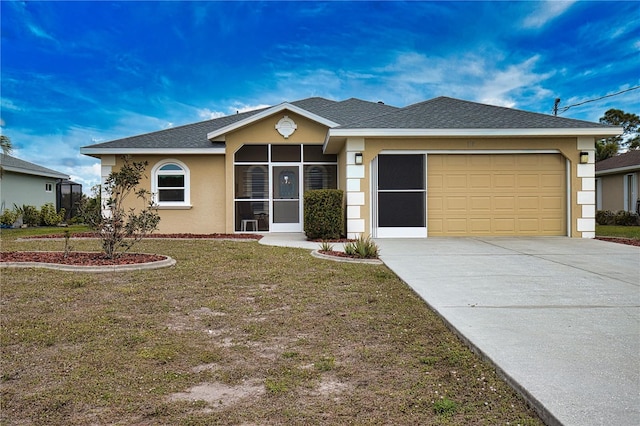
[493,174,516,188]
[470,174,491,188]
[493,196,515,211]
[446,196,468,211]
[470,196,491,211]
[428,154,566,236]
[518,174,540,188]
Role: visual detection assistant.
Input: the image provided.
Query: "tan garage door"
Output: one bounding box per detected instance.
[427,154,566,236]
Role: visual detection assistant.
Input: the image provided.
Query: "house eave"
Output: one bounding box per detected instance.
[323,127,623,154]
[206,102,340,141]
[80,148,226,157]
[329,127,623,138]
[2,166,68,180]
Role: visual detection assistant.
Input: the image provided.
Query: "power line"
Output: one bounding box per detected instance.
[554,85,640,115]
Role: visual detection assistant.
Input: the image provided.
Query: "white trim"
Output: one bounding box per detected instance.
[207,103,340,141]
[566,158,571,237]
[623,173,638,212]
[329,127,623,138]
[596,164,640,176]
[80,148,225,155]
[379,149,561,155]
[376,227,427,238]
[151,159,191,207]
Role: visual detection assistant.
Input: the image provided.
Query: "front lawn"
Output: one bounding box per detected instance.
[596,225,640,239]
[0,229,542,425]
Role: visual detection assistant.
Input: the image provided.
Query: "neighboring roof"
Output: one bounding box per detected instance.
[596,150,640,175]
[81,96,622,156]
[0,154,69,179]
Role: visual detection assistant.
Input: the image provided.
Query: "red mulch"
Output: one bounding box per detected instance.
[23,232,263,240]
[319,250,361,259]
[595,237,640,247]
[0,252,165,266]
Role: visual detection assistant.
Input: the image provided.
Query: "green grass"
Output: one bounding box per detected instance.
[0,227,542,425]
[596,225,640,239]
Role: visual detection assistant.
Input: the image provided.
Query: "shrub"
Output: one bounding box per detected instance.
[15,204,39,227]
[614,210,639,226]
[304,189,344,240]
[0,209,18,227]
[344,234,379,259]
[40,203,66,226]
[595,210,615,225]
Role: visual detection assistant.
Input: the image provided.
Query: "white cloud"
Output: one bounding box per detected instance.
[522,0,576,29]
[197,108,226,120]
[233,104,271,114]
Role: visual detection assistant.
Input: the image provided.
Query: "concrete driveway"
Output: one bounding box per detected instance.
[376,237,639,426]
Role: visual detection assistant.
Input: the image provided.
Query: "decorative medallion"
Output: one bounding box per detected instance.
[275,116,297,139]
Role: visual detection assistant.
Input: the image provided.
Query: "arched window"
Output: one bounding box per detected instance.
[152,160,190,207]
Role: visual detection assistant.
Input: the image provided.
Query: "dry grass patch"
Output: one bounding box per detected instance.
[1,230,542,425]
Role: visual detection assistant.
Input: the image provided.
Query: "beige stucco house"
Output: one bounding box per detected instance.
[595,150,640,214]
[80,96,621,239]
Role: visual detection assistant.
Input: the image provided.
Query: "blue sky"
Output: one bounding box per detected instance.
[1,1,639,193]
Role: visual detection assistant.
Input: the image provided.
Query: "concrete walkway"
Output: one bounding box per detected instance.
[376,237,639,426]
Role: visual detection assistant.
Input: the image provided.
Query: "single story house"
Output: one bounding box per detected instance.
[80,96,621,239]
[595,150,640,214]
[0,153,70,213]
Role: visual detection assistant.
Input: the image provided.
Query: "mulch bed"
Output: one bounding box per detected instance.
[0,252,165,266]
[595,237,640,247]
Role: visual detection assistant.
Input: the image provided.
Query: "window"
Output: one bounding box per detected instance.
[45,183,53,192]
[152,160,190,207]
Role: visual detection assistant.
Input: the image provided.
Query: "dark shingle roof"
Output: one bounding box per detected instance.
[302,98,398,125]
[339,96,612,129]
[82,97,396,150]
[0,154,69,179]
[82,96,614,152]
[596,150,640,172]
[84,107,268,150]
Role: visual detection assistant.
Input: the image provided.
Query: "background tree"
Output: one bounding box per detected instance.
[0,135,13,155]
[596,109,640,161]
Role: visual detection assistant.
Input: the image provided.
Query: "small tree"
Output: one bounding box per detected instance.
[88,156,160,259]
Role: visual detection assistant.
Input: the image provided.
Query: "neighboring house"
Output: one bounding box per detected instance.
[0,154,70,213]
[81,96,621,239]
[595,150,640,214]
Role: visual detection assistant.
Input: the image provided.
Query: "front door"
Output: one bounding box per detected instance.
[271,165,302,232]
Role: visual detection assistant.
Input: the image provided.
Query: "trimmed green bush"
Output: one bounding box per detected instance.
[304,189,344,240]
[596,210,615,225]
[614,210,639,226]
[596,210,639,226]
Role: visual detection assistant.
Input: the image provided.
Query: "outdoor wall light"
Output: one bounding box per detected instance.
[355,152,363,165]
[579,151,589,164]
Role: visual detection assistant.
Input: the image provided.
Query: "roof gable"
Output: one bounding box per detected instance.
[206,102,341,141]
[0,154,69,179]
